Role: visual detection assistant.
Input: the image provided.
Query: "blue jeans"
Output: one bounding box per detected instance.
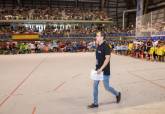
[93,75,119,105]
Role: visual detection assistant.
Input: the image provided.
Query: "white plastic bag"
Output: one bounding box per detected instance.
[90,69,103,81]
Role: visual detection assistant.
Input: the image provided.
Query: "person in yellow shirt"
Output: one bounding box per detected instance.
[156,44,164,62]
[163,44,165,62]
[128,42,133,54]
[128,41,134,56]
[149,45,158,61]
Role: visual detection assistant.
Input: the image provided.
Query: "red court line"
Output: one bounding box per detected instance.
[53,81,66,91]
[32,106,36,114]
[53,74,81,92]
[0,56,47,108]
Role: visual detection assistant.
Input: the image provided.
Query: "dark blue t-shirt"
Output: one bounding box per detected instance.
[96,41,111,76]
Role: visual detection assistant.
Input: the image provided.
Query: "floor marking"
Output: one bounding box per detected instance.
[72,74,81,79]
[128,71,165,90]
[0,56,48,108]
[53,81,66,91]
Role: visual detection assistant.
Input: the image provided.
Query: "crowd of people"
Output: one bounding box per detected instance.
[111,39,165,62]
[0,40,96,54]
[0,24,136,39]
[0,7,110,21]
[41,24,99,38]
[0,6,164,63]
[0,6,136,39]
[0,39,164,62]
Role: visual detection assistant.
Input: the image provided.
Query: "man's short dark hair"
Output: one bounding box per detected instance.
[96,31,105,39]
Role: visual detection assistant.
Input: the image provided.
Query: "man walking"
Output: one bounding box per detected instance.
[88,31,121,108]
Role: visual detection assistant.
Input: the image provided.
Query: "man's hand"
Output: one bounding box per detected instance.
[97,69,102,74]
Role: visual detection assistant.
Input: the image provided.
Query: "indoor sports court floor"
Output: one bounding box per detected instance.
[0,52,165,114]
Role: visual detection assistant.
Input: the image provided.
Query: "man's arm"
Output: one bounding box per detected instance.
[97,55,110,74]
